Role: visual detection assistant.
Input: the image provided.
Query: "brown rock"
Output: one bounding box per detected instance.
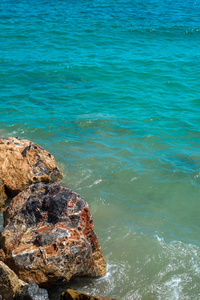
[60,289,117,300]
[0,249,6,262]
[1,182,106,287]
[0,180,7,211]
[0,261,24,300]
[0,137,62,195]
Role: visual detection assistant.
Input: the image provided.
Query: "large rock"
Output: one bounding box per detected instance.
[60,289,117,300]
[0,180,7,211]
[1,183,106,287]
[0,261,25,300]
[0,137,62,195]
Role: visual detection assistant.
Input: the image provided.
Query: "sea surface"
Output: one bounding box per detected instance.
[1,0,200,299]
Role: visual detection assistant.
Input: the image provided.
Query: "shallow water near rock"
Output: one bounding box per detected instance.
[1,0,200,299]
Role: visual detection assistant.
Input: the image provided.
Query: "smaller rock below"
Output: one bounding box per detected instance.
[0,261,23,300]
[15,281,49,300]
[60,289,118,300]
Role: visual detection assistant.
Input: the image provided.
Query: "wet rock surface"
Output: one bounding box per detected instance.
[60,289,117,300]
[15,281,49,300]
[0,137,62,196]
[1,182,106,287]
[0,180,7,211]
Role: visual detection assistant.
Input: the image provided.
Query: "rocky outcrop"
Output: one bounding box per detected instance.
[15,281,49,300]
[0,138,107,298]
[0,180,7,211]
[0,137,62,196]
[0,261,25,300]
[1,182,106,287]
[60,289,117,300]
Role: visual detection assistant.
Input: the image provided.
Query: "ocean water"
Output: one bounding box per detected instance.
[1,0,200,298]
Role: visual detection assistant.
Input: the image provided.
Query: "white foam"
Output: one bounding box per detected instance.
[155,234,164,245]
[94,179,102,184]
[161,277,182,300]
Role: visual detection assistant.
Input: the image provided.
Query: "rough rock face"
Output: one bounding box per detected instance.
[1,182,106,287]
[0,249,6,262]
[0,180,7,211]
[15,281,49,300]
[0,261,49,300]
[0,137,62,195]
[60,289,117,300]
[0,261,25,300]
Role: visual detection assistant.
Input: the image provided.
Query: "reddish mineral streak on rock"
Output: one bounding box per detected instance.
[0,137,62,196]
[1,182,106,287]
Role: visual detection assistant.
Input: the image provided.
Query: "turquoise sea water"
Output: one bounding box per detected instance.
[1,0,200,298]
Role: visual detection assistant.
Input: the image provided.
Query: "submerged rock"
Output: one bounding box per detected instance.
[0,137,62,196]
[60,289,117,300]
[0,180,7,211]
[0,261,25,300]
[1,182,106,287]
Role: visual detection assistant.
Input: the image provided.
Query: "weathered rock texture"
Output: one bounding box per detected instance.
[0,261,25,300]
[15,281,49,300]
[60,289,117,300]
[1,182,106,287]
[0,180,7,211]
[0,137,62,195]
[0,261,49,300]
[0,249,6,262]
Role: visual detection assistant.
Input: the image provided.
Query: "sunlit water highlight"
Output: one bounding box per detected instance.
[1,0,200,298]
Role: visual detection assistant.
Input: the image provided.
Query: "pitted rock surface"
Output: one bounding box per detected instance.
[0,180,7,211]
[0,137,62,195]
[1,183,106,287]
[0,249,6,262]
